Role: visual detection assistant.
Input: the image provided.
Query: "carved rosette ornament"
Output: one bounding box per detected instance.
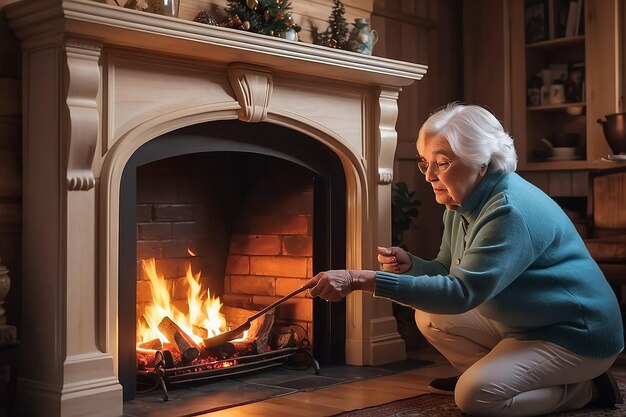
[64,38,102,191]
[228,65,273,123]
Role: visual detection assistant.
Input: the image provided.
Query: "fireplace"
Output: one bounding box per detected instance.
[5,0,427,415]
[119,120,347,399]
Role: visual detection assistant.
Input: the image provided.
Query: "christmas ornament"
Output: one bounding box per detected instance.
[194,10,218,25]
[247,0,258,10]
[280,28,298,41]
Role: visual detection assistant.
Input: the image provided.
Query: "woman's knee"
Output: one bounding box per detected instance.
[454,369,512,417]
[455,373,508,417]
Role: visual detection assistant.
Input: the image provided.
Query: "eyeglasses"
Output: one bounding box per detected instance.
[417,158,456,175]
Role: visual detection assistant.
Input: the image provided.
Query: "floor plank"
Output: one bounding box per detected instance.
[198,346,455,416]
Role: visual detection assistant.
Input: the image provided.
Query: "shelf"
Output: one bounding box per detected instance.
[526,35,585,49]
[527,102,585,111]
[523,158,621,171]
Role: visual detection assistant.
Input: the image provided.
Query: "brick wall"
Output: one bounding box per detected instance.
[223,159,314,343]
[135,153,235,322]
[136,153,314,345]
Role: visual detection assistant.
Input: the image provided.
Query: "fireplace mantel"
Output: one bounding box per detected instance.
[6,1,427,416]
[7,0,426,86]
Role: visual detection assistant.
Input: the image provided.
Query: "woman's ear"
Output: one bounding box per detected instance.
[479,163,488,176]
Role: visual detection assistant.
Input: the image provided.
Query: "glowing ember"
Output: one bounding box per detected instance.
[137,258,227,348]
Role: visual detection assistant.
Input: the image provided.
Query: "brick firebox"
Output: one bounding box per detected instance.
[134,152,316,348]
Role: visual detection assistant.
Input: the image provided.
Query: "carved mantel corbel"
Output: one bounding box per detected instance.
[64,38,102,191]
[228,64,273,123]
[376,87,400,185]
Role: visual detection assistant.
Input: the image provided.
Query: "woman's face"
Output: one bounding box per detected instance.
[416,133,486,209]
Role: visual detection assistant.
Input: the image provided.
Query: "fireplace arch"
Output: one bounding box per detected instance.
[114,120,350,399]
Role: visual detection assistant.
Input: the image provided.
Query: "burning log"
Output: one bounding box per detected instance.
[220,306,275,354]
[192,325,208,340]
[157,316,200,363]
[138,338,163,350]
[271,326,297,349]
[201,342,236,360]
[162,349,175,368]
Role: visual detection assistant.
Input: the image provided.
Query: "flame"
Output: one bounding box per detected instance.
[137,258,227,347]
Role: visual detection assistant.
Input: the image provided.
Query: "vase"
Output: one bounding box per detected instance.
[348,18,378,55]
[280,28,299,41]
[122,0,179,18]
[148,0,178,17]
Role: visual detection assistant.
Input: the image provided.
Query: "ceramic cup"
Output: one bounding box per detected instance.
[550,84,566,104]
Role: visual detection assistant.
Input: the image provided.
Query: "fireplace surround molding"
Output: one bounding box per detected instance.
[5,1,427,415]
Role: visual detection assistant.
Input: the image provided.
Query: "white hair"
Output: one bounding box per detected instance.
[417,103,518,173]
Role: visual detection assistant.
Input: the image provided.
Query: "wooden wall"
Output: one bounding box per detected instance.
[0,0,463,332]
[373,0,463,258]
[0,8,21,330]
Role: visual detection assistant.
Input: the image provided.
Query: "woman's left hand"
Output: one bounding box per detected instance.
[304,270,376,302]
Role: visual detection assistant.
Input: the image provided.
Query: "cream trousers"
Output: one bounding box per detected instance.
[415,309,619,416]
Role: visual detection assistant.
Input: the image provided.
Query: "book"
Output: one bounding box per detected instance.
[565,0,579,37]
[575,0,584,35]
[556,0,569,37]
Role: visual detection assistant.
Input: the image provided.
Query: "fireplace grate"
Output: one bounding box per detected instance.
[137,347,318,401]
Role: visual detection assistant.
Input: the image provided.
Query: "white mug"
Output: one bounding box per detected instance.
[550,84,566,104]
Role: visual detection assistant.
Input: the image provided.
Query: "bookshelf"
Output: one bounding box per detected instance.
[511,0,620,171]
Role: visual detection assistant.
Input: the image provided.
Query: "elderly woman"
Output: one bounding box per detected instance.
[305,103,624,416]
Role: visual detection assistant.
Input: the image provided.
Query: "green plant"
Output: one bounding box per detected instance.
[390,182,421,350]
[391,182,420,249]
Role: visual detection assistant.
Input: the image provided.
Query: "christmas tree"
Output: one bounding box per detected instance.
[314,0,349,49]
[223,0,301,38]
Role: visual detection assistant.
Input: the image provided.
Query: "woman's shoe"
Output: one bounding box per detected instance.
[589,371,624,408]
[427,376,459,396]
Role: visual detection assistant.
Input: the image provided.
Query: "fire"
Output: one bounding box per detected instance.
[137,258,227,347]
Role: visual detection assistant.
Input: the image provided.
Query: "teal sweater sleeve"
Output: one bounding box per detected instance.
[375,171,624,358]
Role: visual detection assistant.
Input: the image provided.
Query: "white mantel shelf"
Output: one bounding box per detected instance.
[6,0,427,87]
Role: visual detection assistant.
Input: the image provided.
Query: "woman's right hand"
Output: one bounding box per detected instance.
[377,246,411,274]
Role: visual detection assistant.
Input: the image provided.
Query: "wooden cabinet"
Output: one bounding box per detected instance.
[510,0,622,171]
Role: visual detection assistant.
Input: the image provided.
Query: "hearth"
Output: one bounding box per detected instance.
[119,121,346,400]
[5,1,426,415]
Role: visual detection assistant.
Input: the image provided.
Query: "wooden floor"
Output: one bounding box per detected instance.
[199,346,626,417]
[199,345,456,417]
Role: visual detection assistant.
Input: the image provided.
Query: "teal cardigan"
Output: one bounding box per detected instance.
[376,170,624,358]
